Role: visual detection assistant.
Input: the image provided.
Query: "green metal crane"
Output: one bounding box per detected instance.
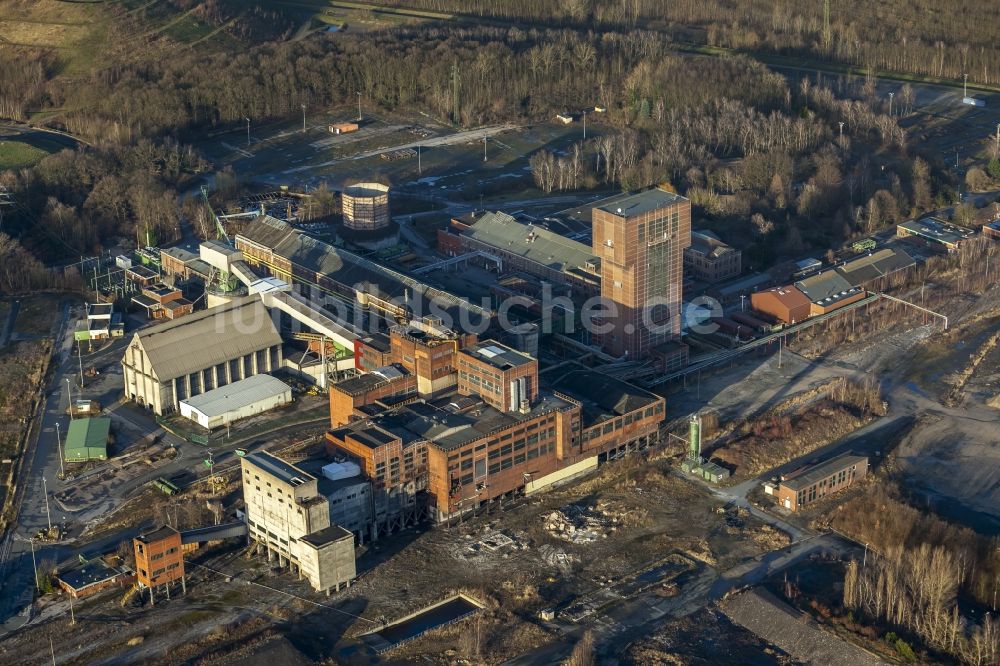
[201,185,231,246]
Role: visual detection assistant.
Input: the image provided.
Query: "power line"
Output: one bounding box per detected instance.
[183,558,378,625]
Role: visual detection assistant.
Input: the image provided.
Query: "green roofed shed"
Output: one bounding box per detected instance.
[65,417,110,462]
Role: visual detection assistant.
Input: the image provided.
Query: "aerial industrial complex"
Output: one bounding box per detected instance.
[8,140,992,664]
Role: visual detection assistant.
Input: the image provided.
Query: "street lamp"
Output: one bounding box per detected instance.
[244,117,250,147]
[42,476,53,533]
[356,92,362,122]
[301,103,306,133]
[582,110,587,140]
[888,91,894,117]
[13,535,39,592]
[56,421,64,479]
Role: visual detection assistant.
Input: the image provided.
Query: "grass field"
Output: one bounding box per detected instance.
[13,294,61,336]
[0,140,51,170]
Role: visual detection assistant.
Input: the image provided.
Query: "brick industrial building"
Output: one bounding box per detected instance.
[769,453,869,512]
[591,187,691,368]
[327,332,665,524]
[133,526,186,603]
[794,271,867,316]
[751,285,812,324]
[235,216,488,330]
[437,211,601,299]
[684,230,742,283]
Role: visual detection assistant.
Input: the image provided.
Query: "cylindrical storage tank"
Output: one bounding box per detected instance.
[688,414,701,458]
[342,182,390,232]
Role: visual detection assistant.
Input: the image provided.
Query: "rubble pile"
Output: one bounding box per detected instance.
[543,500,639,544]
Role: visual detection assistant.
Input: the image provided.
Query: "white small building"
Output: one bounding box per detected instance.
[249,277,291,295]
[179,374,292,429]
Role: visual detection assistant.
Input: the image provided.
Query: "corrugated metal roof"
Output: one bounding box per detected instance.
[758,285,811,310]
[180,373,290,418]
[65,417,110,460]
[463,211,598,273]
[237,216,489,323]
[836,248,915,286]
[795,270,857,303]
[162,247,198,263]
[133,296,281,382]
[780,453,867,491]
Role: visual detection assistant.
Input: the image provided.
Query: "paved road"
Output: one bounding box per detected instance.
[0,298,19,348]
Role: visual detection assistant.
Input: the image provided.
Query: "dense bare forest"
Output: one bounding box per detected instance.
[0,140,208,260]
[0,23,957,263]
[830,484,1000,664]
[15,27,793,140]
[388,0,1000,85]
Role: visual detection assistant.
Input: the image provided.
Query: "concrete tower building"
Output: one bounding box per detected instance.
[591,187,691,367]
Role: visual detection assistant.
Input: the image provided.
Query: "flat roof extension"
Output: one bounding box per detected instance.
[180,374,291,418]
[462,211,598,274]
[898,217,975,247]
[464,340,534,370]
[244,450,315,486]
[539,361,661,427]
[299,524,354,548]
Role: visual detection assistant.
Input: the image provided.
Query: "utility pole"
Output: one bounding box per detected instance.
[483,136,487,162]
[451,61,460,124]
[838,121,844,137]
[417,145,421,176]
[995,122,999,159]
[822,0,831,50]
[42,476,52,533]
[301,103,306,133]
[583,110,587,139]
[356,92,362,122]
[27,537,39,592]
[888,91,894,116]
[244,116,250,147]
[56,422,64,479]
[963,73,968,99]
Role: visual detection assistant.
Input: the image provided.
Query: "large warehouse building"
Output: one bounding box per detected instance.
[122,296,283,415]
[235,215,489,330]
[179,374,292,429]
[437,211,601,299]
